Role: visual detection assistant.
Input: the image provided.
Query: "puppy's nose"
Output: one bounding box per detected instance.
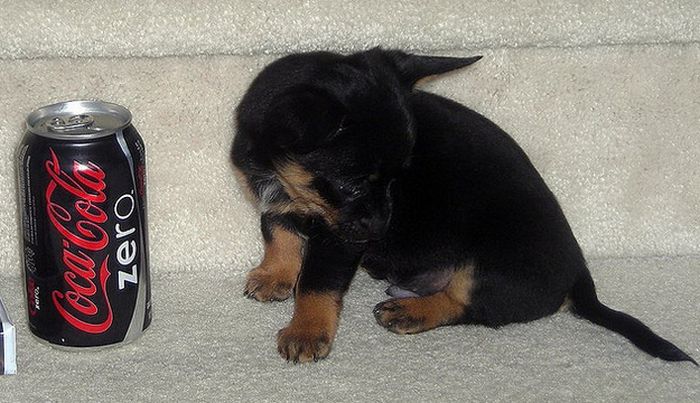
[359,215,388,236]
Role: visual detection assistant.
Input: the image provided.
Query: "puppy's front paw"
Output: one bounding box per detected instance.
[244,265,295,302]
[373,299,428,335]
[277,324,333,363]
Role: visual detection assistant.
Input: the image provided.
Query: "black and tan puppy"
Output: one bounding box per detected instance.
[231,48,696,364]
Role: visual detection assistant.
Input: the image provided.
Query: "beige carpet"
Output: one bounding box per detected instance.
[0,257,698,401]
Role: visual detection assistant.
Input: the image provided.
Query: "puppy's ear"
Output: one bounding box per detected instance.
[388,51,482,86]
[262,88,344,153]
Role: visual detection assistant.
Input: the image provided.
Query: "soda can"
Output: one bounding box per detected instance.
[17,100,152,348]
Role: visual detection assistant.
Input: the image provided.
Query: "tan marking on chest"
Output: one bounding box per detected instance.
[270,161,339,224]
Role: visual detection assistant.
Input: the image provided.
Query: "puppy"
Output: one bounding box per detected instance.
[231,48,696,364]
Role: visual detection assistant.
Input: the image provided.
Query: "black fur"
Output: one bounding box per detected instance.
[232,48,696,364]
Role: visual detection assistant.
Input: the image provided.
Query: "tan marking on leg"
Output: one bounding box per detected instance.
[277,291,342,363]
[244,226,303,302]
[272,161,339,224]
[374,266,475,334]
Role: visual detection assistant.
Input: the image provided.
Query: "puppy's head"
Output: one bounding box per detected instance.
[236,48,481,242]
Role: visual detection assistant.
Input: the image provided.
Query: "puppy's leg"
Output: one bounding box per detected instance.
[373,266,474,334]
[277,227,362,363]
[244,214,303,302]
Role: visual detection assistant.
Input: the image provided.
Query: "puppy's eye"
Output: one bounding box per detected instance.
[368,173,380,183]
[327,115,349,142]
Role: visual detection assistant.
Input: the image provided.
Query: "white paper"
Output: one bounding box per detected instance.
[0,298,16,375]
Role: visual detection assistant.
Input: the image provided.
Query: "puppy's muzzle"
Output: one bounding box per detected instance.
[357,215,390,238]
[340,179,395,243]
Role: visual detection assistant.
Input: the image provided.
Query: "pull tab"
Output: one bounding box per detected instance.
[47,114,95,132]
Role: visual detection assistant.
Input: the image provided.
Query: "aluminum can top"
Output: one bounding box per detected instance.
[25,100,132,140]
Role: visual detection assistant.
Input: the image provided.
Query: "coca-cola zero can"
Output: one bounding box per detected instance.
[17,100,152,348]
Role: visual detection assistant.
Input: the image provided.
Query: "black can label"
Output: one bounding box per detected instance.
[18,128,151,347]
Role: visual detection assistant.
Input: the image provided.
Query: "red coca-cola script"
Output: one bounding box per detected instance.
[45,148,113,334]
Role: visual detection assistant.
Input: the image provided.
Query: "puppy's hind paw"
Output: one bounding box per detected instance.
[373,299,429,335]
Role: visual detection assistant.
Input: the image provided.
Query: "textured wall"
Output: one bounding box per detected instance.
[1,44,699,277]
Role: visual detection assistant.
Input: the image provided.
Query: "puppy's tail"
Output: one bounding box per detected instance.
[570,270,697,365]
